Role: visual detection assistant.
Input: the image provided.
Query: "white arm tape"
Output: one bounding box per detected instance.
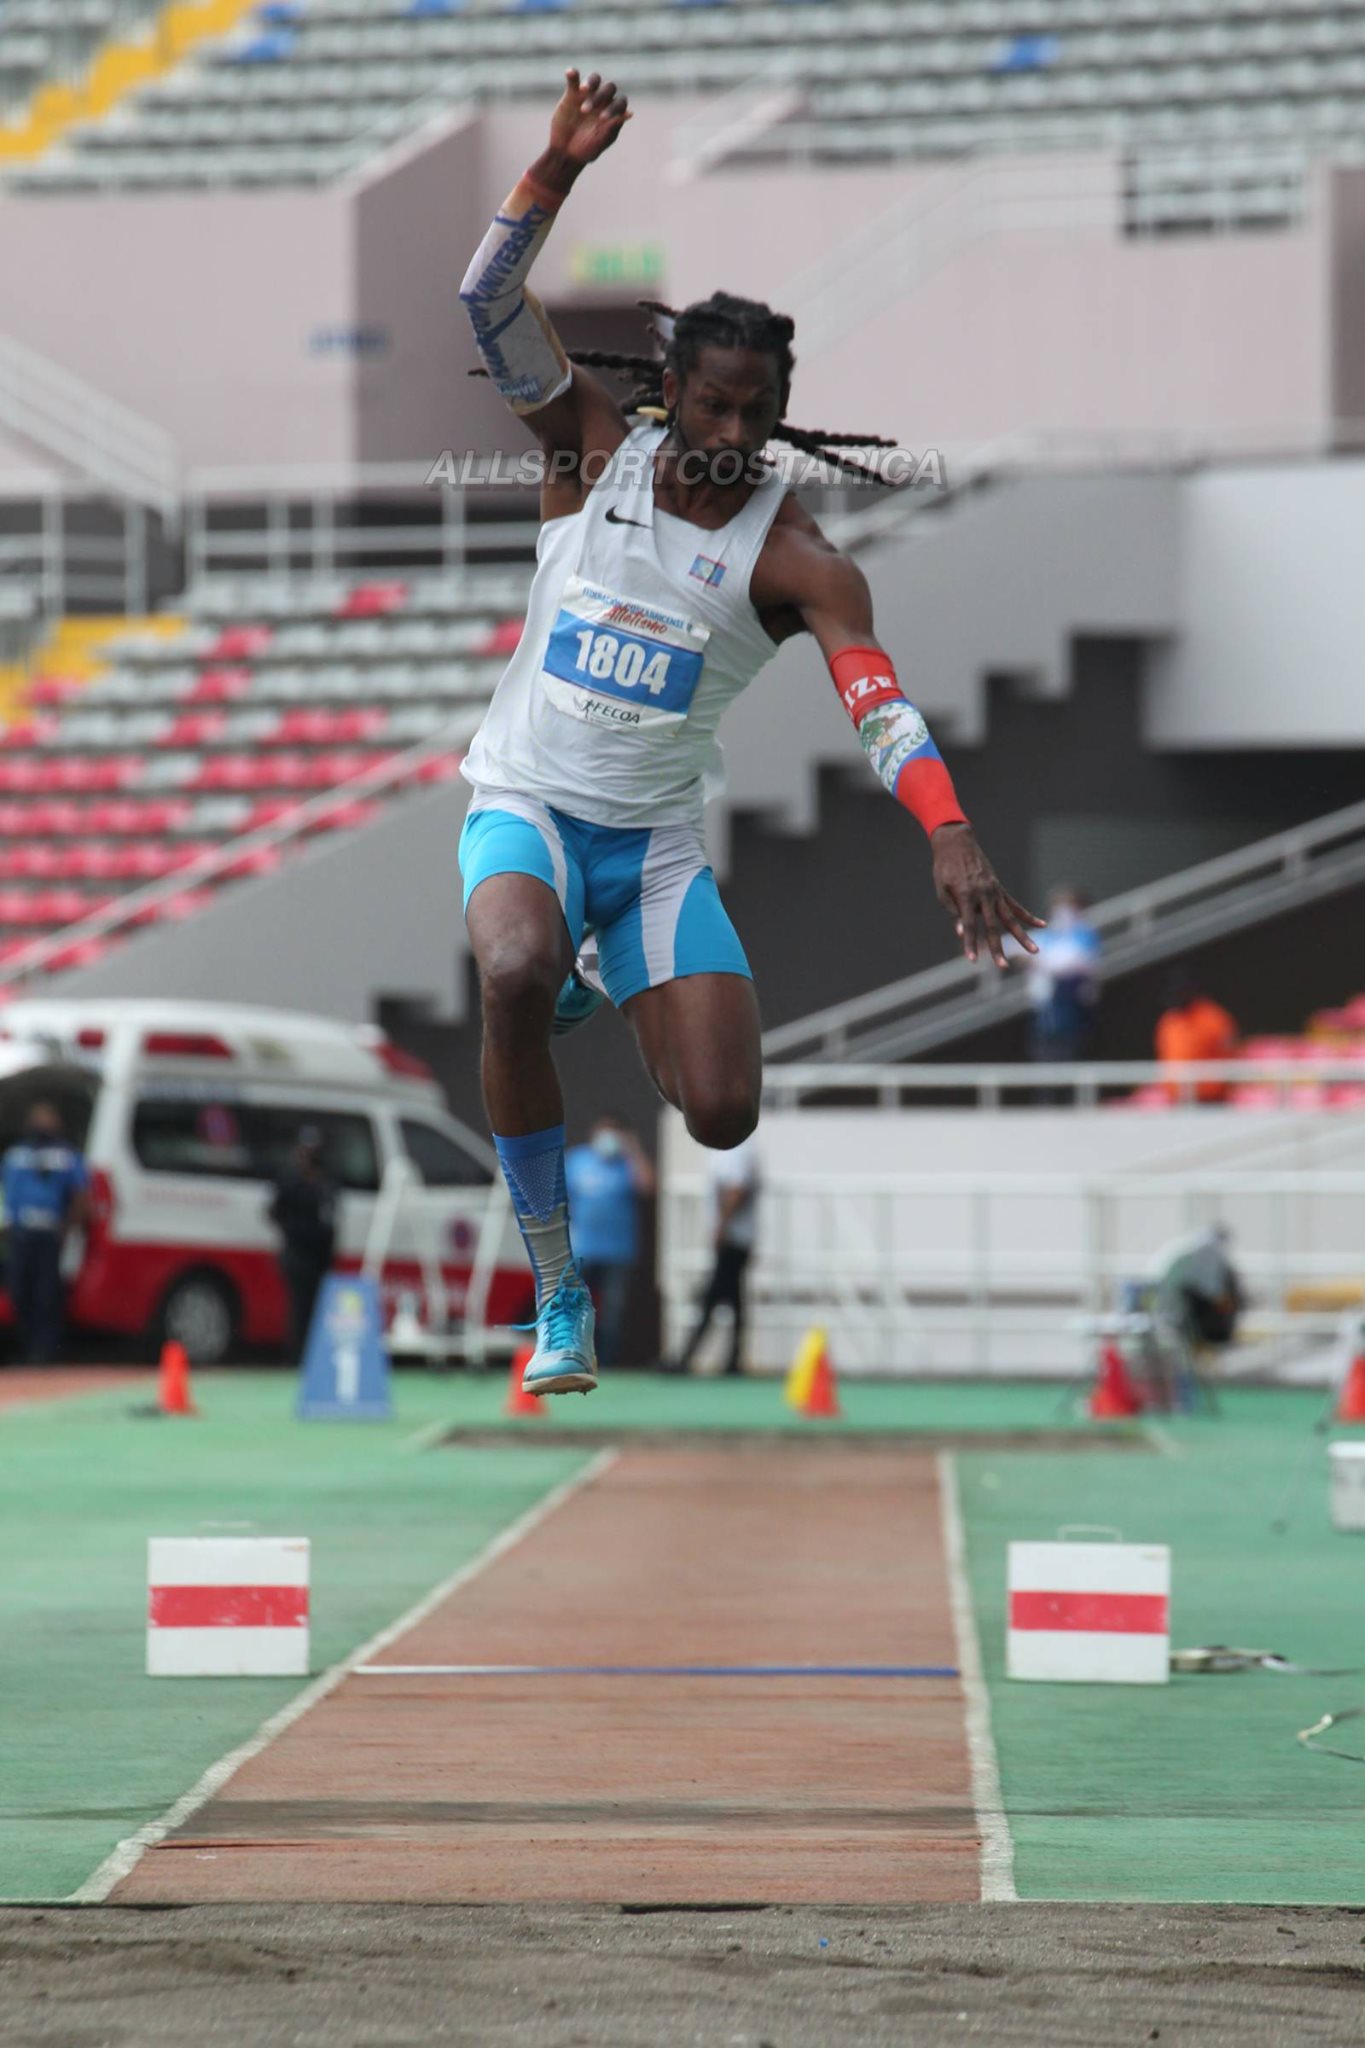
[459,187,573,416]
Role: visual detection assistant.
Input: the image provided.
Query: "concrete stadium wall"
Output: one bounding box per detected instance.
[1145,458,1365,747]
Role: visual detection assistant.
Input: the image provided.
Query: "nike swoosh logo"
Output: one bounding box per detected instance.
[605,505,650,528]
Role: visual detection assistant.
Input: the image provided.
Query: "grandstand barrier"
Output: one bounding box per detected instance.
[659,1153,1365,1381]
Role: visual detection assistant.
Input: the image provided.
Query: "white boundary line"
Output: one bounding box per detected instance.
[935,1450,1017,1903]
[61,1447,618,1906]
[1140,1418,1187,1460]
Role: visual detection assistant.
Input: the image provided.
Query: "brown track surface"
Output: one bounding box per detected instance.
[0,1366,148,1408]
[117,1445,979,1907]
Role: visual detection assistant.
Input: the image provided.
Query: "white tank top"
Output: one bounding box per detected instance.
[462,423,789,829]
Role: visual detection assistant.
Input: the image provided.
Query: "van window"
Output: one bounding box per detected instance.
[131,1096,381,1193]
[131,1096,254,1179]
[399,1117,491,1188]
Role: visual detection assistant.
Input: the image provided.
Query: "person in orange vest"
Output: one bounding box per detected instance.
[1155,973,1239,1102]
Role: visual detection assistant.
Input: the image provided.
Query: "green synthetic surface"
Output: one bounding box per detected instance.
[5,1370,1362,1907]
[958,1388,1365,1905]
[434,1367,1116,1436]
[0,1370,591,1904]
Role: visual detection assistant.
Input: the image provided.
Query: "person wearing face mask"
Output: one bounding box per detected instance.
[1,1101,90,1365]
[563,1116,655,1370]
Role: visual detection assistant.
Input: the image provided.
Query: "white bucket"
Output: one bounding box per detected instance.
[1329,1442,1365,1532]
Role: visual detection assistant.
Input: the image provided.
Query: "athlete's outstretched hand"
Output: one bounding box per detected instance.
[931,822,1045,969]
[550,68,631,167]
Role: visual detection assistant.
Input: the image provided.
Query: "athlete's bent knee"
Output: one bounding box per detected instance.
[683,1086,759,1152]
[479,940,561,1033]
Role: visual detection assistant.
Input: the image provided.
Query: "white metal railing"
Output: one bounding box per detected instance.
[783,154,1120,360]
[0,710,481,993]
[760,1060,1365,1111]
[0,495,155,632]
[662,1167,1365,1379]
[182,464,540,586]
[0,337,178,518]
[763,795,1365,1064]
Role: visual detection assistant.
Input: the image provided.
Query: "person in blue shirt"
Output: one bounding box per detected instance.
[563,1117,655,1370]
[2,1102,90,1365]
[1028,885,1102,1067]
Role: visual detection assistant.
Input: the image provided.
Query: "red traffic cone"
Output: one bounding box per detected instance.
[798,1345,842,1420]
[158,1340,197,1417]
[504,1342,542,1418]
[1337,1352,1365,1424]
[1089,1341,1143,1420]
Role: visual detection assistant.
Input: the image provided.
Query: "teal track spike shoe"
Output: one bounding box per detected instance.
[552,965,606,1037]
[523,1268,598,1396]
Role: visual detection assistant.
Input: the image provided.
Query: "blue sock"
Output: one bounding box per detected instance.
[494,1124,572,1308]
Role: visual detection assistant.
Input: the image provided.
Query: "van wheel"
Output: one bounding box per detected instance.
[156,1271,240,1366]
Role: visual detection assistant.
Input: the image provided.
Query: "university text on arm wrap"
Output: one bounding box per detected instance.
[829,645,967,837]
[459,180,572,415]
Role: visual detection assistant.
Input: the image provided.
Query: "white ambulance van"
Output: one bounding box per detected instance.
[0,999,529,1362]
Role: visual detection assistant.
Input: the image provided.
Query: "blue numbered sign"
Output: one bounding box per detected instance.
[295,1275,392,1421]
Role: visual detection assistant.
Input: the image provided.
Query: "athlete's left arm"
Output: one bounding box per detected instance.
[758,521,1044,968]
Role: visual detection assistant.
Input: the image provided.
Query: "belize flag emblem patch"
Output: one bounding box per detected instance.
[689,554,726,588]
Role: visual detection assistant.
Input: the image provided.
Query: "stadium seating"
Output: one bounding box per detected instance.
[0,0,164,125]
[0,565,527,980]
[10,0,1365,226]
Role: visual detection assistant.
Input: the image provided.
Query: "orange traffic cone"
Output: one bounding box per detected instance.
[798,1346,842,1420]
[504,1342,542,1418]
[158,1340,197,1417]
[1337,1351,1365,1423]
[1089,1341,1143,1420]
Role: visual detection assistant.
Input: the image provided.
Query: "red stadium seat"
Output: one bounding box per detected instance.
[476,617,524,657]
[44,937,113,973]
[246,798,299,830]
[308,799,381,833]
[271,708,389,747]
[0,720,59,750]
[160,712,229,748]
[190,666,255,702]
[129,888,217,928]
[336,581,409,619]
[24,674,87,707]
[414,751,465,784]
[220,845,284,879]
[207,625,273,660]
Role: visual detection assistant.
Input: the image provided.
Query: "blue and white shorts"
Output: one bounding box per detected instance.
[459,793,751,1009]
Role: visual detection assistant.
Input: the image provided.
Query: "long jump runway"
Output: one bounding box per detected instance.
[116,1445,982,1906]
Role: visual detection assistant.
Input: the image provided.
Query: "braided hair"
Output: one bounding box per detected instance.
[476,290,902,485]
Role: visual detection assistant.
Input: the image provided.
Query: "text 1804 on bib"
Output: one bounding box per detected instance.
[541,578,710,733]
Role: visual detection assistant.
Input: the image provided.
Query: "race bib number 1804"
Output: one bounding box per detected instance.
[541,577,709,732]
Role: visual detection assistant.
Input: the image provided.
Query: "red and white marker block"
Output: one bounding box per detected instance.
[146,1536,310,1677]
[1006,1540,1170,1684]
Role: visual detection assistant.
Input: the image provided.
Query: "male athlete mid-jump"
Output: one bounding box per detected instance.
[459,71,1042,1395]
